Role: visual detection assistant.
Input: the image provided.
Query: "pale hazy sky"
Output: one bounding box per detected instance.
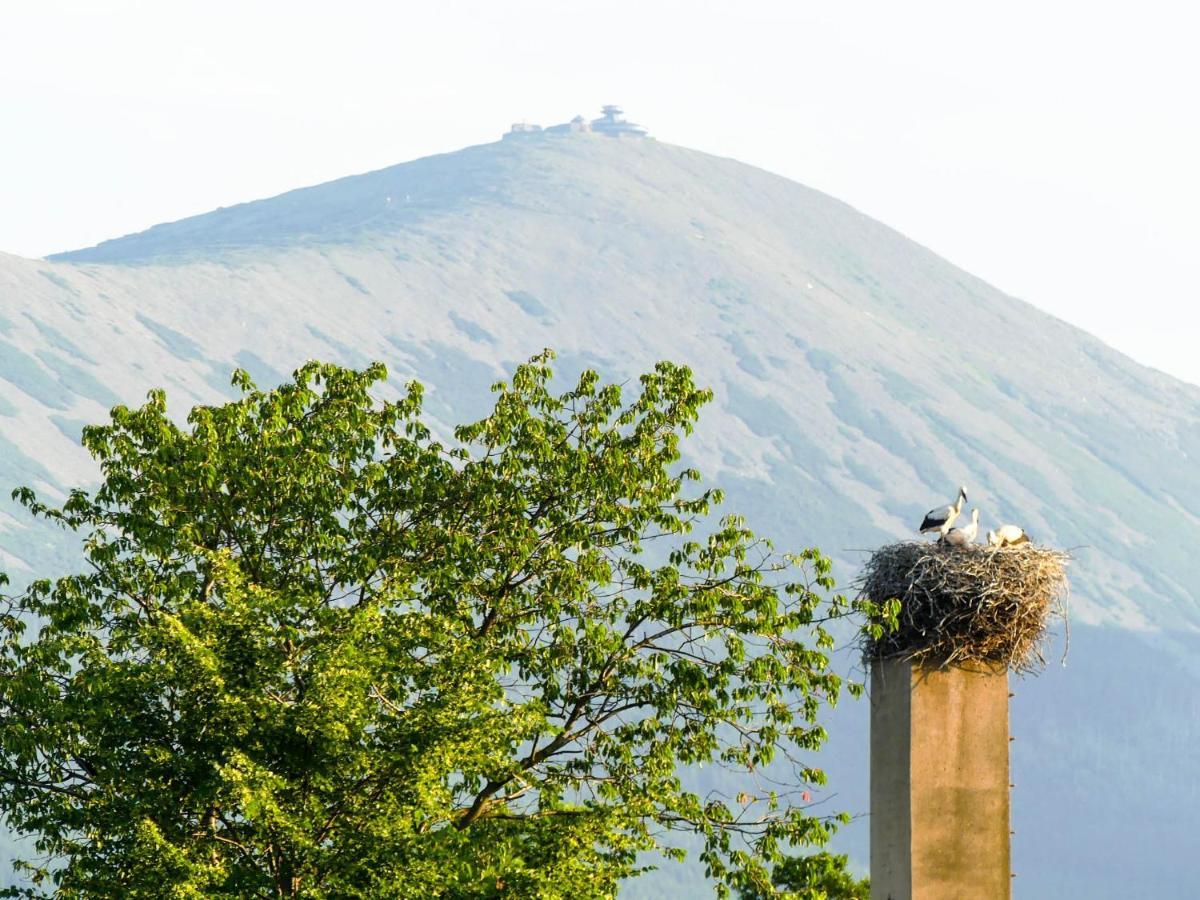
[2,1,1197,385]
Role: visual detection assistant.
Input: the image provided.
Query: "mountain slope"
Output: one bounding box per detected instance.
[30,135,1200,629]
[4,132,1200,895]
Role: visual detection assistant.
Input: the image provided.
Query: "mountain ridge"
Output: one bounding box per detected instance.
[18,136,1200,628]
[3,131,1200,895]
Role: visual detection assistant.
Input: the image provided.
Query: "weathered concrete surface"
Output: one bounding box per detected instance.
[871,658,1010,900]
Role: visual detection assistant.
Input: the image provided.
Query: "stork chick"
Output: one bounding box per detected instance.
[919,485,968,537]
[943,508,980,548]
[987,524,1030,548]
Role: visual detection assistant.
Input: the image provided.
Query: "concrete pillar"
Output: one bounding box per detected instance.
[870,658,1011,900]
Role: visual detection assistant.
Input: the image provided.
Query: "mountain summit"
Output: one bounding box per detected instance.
[5,130,1200,895]
[42,133,1200,629]
[51,105,651,266]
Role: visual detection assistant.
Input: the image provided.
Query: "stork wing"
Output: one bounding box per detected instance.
[919,506,948,532]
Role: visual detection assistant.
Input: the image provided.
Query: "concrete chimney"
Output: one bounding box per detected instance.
[870,658,1011,900]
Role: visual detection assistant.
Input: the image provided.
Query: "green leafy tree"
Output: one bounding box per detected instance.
[0,352,881,898]
[738,852,870,899]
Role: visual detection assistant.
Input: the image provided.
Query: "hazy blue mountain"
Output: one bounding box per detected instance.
[4,129,1200,896]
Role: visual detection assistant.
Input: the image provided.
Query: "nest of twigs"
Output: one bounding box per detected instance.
[859,541,1069,673]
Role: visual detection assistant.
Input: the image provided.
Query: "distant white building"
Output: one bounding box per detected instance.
[505,121,543,138]
[546,115,592,135]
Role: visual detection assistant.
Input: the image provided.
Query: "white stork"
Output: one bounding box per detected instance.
[943,508,980,547]
[987,525,1030,548]
[918,486,968,537]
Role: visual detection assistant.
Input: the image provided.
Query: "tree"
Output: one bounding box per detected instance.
[0,352,880,898]
[739,852,870,899]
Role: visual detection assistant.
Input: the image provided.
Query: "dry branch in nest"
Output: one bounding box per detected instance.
[858,541,1069,673]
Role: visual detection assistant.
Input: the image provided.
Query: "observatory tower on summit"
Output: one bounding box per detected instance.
[590,105,648,137]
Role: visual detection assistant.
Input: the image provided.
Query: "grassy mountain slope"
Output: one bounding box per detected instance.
[3,133,1199,895]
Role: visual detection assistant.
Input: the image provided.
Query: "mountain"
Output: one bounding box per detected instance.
[4,127,1200,896]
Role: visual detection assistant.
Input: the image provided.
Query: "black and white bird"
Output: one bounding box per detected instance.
[918,486,968,537]
[943,508,980,547]
[940,508,979,549]
[987,525,1030,548]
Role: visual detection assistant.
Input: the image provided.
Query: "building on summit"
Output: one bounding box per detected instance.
[545,115,592,135]
[590,105,647,137]
[505,106,648,139]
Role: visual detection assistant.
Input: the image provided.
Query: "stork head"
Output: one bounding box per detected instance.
[987,530,1000,547]
[972,508,980,523]
[958,485,968,503]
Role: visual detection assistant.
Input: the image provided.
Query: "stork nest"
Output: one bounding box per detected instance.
[859,541,1069,673]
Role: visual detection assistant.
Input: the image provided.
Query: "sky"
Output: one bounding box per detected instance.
[2,0,1198,386]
